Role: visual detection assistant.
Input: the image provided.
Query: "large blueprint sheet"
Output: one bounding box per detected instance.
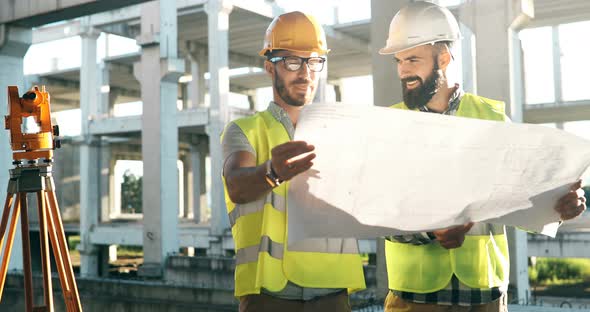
[287,103,590,244]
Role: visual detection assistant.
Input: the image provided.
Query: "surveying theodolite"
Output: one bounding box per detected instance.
[0,86,82,311]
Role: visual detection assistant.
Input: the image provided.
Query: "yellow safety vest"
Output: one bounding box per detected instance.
[386,93,510,293]
[222,110,366,297]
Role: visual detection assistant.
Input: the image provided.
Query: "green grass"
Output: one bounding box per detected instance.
[68,235,80,251]
[118,246,143,258]
[530,258,590,286]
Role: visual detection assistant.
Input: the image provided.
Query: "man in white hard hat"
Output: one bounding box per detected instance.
[379,2,587,311]
[222,11,365,312]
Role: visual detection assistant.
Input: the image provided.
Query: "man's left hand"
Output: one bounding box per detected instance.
[555,180,586,221]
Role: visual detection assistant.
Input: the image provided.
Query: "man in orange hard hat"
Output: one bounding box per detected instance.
[221,11,365,312]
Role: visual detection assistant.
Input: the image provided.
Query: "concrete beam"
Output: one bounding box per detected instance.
[90,224,143,246]
[186,40,264,69]
[88,109,209,136]
[528,232,590,258]
[324,26,370,54]
[0,0,150,27]
[90,223,214,249]
[32,20,82,44]
[84,0,208,28]
[524,101,590,124]
[527,0,590,28]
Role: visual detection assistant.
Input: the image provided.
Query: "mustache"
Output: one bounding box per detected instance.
[401,76,423,85]
[291,78,312,85]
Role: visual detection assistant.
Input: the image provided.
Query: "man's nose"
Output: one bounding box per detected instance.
[297,61,312,79]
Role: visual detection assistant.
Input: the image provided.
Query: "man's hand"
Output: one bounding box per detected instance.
[555,180,586,221]
[270,141,316,181]
[432,222,474,249]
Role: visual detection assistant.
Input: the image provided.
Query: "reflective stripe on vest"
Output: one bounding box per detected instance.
[236,235,284,265]
[386,94,510,293]
[228,191,286,227]
[222,109,365,296]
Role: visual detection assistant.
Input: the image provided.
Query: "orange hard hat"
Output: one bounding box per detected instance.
[259,11,330,57]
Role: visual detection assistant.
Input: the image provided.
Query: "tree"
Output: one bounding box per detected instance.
[121,170,142,214]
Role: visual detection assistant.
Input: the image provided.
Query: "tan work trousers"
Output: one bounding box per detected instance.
[239,290,350,312]
[384,291,508,312]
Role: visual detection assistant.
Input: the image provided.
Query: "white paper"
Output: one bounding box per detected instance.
[287,103,590,244]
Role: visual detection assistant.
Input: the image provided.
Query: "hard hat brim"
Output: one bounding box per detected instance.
[259,48,331,57]
[378,37,461,55]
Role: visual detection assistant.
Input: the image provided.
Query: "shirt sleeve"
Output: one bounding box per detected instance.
[221,123,256,176]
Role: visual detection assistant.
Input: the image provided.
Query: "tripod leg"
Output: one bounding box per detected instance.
[20,193,34,312]
[46,191,82,312]
[0,193,15,257]
[45,191,75,312]
[0,193,17,300]
[36,191,54,312]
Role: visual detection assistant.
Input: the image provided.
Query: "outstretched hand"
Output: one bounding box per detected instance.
[270,141,316,181]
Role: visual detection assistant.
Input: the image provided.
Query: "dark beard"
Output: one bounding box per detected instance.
[274,70,312,107]
[402,66,443,110]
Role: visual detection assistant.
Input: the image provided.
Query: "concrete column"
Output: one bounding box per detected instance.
[458,22,477,94]
[136,0,184,278]
[98,61,113,223]
[206,0,232,251]
[0,25,31,271]
[79,19,101,277]
[189,141,208,223]
[99,62,118,116]
[371,0,409,108]
[187,46,207,109]
[332,79,343,102]
[313,62,329,103]
[182,151,193,219]
[198,142,208,222]
[460,0,533,303]
[370,0,410,296]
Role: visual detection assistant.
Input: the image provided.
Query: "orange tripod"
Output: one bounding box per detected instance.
[0,86,82,311]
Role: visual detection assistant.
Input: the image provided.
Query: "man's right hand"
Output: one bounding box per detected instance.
[432,222,474,249]
[270,141,316,181]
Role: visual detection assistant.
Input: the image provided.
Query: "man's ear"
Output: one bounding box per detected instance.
[265,60,274,77]
[438,50,451,71]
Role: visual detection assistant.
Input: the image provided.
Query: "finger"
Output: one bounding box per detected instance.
[286,153,316,169]
[446,222,473,236]
[576,188,585,198]
[561,204,586,221]
[557,192,578,207]
[281,161,314,181]
[571,180,583,191]
[272,141,314,156]
[559,201,586,220]
[439,240,460,249]
[463,222,474,232]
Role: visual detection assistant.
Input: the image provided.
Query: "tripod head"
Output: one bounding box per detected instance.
[4,86,60,163]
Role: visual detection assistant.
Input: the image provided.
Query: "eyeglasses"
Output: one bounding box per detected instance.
[268,56,326,72]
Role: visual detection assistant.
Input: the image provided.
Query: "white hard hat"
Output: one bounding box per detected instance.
[379,1,461,55]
